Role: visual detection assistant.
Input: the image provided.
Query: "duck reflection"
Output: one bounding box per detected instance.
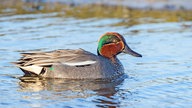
[19,76,126,107]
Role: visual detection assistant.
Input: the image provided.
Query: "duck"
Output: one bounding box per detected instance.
[13,32,142,79]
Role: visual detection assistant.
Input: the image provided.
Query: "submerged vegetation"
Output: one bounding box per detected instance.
[1,0,192,26]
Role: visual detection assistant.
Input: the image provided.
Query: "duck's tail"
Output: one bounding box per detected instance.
[12,61,43,76]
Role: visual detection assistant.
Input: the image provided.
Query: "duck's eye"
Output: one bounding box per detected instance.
[112,39,118,43]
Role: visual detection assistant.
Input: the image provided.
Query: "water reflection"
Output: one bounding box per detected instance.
[19,76,126,107]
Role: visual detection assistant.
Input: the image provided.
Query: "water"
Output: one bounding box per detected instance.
[0,7,192,108]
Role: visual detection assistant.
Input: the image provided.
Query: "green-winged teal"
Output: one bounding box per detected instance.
[14,32,142,79]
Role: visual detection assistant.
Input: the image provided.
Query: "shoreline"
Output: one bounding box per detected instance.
[1,0,192,11]
[0,0,192,25]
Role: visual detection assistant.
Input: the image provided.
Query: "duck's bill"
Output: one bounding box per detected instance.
[123,44,142,57]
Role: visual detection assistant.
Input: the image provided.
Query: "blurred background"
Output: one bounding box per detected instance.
[0,0,192,108]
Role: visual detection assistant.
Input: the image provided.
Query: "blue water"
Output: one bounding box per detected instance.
[0,12,192,108]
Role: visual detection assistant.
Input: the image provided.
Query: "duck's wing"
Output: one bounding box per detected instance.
[13,49,97,75]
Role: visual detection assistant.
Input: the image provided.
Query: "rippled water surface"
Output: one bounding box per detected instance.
[0,11,192,108]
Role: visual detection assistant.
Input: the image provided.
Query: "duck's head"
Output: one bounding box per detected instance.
[97,32,142,59]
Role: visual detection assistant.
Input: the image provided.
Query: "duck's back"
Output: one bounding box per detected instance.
[13,49,124,79]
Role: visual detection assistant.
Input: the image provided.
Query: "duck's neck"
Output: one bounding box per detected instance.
[97,48,118,58]
[97,50,118,63]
